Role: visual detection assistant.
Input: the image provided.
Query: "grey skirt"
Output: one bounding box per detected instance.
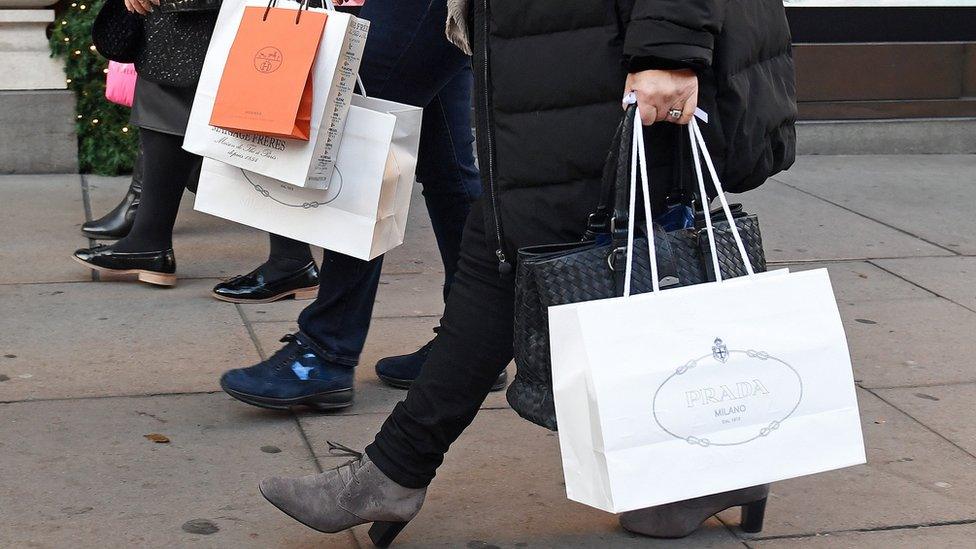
[129,76,196,136]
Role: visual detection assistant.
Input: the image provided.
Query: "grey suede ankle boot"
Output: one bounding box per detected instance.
[619,484,770,538]
[260,442,426,547]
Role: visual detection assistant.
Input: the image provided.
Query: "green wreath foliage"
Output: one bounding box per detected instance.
[50,0,139,174]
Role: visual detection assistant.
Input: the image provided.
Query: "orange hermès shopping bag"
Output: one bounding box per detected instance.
[210,5,327,140]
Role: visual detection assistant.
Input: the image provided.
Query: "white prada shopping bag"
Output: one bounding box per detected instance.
[548,115,866,514]
[193,94,422,260]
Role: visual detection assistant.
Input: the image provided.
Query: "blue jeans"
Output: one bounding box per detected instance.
[296,0,480,366]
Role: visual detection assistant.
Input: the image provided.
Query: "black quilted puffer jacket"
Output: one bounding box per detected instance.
[469,0,797,426]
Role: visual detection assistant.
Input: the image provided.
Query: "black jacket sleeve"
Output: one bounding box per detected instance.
[624,0,727,69]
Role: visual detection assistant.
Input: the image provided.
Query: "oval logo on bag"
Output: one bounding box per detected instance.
[240,168,342,208]
[652,338,803,447]
[254,46,283,74]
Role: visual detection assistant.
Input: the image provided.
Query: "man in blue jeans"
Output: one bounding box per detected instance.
[219,0,506,410]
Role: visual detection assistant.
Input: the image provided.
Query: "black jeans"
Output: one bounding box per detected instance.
[295,0,479,366]
[366,200,515,488]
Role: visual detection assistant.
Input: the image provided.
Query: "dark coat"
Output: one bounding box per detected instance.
[137,9,219,87]
[473,0,797,425]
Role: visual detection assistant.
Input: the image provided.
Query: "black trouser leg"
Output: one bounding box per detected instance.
[113,129,202,252]
[365,200,514,488]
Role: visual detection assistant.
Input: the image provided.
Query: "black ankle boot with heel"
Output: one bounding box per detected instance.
[81,179,142,240]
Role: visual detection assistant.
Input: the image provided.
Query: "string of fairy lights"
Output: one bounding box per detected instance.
[58,2,129,134]
[51,0,138,173]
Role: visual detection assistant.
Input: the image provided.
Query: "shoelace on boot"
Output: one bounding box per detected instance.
[327,441,365,484]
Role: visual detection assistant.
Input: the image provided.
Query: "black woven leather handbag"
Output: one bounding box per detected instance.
[508,106,767,431]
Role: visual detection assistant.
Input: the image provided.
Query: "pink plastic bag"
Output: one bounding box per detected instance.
[105,61,137,108]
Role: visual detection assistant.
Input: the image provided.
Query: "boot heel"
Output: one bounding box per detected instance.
[368,520,408,547]
[740,497,767,534]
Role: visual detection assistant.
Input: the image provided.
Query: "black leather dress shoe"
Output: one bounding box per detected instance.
[212,261,319,303]
[73,244,176,286]
[81,181,141,240]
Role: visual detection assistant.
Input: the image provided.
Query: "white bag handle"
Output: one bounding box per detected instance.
[688,118,755,280]
[623,107,660,297]
[622,108,755,297]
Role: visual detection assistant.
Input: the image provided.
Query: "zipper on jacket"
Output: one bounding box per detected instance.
[481,0,510,275]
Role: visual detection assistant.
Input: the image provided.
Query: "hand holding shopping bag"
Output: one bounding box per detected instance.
[548,106,866,513]
[210,0,327,139]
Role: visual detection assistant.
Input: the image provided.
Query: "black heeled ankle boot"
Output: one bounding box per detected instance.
[81,178,142,240]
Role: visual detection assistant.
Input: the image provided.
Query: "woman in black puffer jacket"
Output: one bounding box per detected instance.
[259,0,796,544]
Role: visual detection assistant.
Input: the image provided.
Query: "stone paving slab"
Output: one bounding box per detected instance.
[837,297,976,389]
[0,393,354,548]
[238,271,446,324]
[717,388,976,539]
[873,256,976,312]
[0,278,259,402]
[249,320,511,416]
[750,523,976,549]
[771,155,976,255]
[0,175,91,284]
[875,382,976,456]
[297,409,743,548]
[735,180,951,263]
[782,261,931,304]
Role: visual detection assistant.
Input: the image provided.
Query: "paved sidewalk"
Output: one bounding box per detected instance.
[1,155,975,548]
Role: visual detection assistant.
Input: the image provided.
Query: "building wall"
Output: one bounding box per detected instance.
[787,5,976,119]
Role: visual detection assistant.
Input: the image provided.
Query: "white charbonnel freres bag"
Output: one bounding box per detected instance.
[193,91,422,261]
[548,110,866,513]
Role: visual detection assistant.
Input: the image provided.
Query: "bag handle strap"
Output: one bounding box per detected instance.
[622,108,755,295]
[583,114,626,239]
[263,0,311,24]
[688,118,755,280]
[623,105,660,296]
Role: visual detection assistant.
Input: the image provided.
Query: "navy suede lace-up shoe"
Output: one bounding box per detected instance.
[375,339,508,391]
[221,334,354,411]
